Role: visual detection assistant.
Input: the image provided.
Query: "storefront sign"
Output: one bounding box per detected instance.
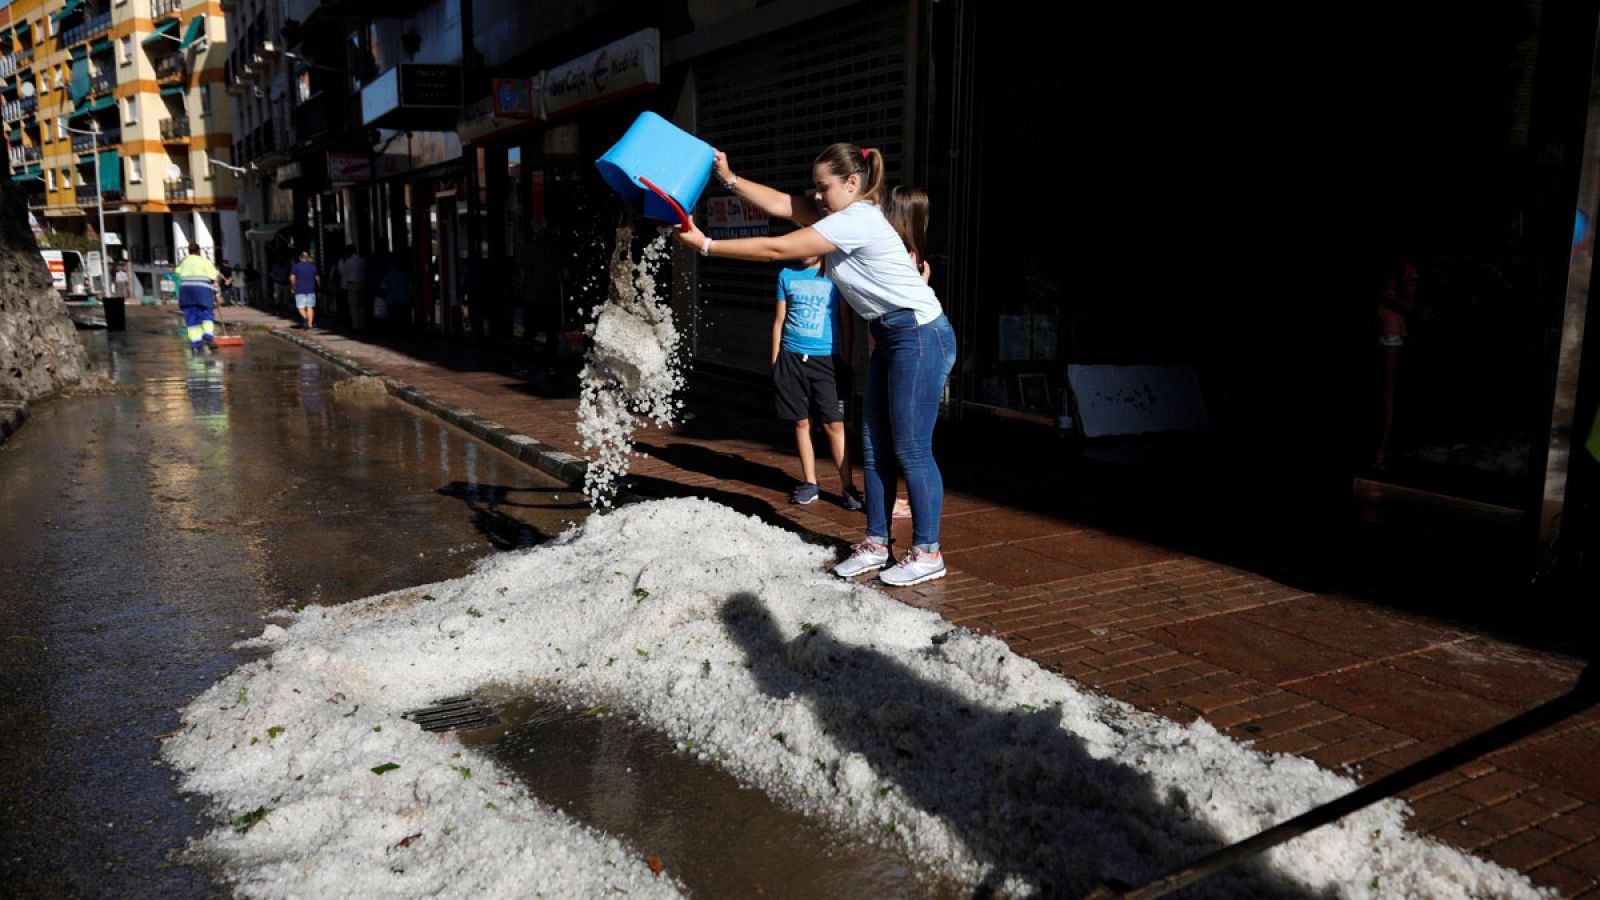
[40,250,67,290]
[458,80,542,145]
[704,196,769,239]
[327,150,408,187]
[400,64,463,109]
[493,78,535,118]
[542,28,659,119]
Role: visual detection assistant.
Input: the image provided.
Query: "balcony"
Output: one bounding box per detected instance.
[0,55,15,79]
[62,13,113,47]
[2,96,36,122]
[292,91,330,143]
[159,117,191,141]
[163,175,195,200]
[17,48,34,69]
[87,72,114,96]
[151,0,182,20]
[8,146,42,166]
[155,56,185,83]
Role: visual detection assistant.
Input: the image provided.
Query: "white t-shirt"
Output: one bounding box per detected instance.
[811,201,943,324]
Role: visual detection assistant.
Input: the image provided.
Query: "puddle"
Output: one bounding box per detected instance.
[465,697,966,899]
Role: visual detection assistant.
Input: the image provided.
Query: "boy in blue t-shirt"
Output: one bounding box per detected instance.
[774,257,862,510]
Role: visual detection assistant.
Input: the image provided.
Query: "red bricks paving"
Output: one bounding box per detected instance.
[236,310,1598,897]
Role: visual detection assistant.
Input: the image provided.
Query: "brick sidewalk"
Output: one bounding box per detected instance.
[218,306,1599,896]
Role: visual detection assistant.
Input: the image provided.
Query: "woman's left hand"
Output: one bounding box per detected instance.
[675,216,707,251]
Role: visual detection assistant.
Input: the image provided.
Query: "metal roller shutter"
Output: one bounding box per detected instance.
[693,1,909,373]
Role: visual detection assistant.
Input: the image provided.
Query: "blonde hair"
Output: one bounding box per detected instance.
[814,143,886,206]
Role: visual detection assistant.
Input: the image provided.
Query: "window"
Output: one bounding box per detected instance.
[128,155,141,183]
[200,84,212,117]
[123,96,136,125]
[199,150,211,178]
[74,169,86,188]
[47,17,56,38]
[45,169,55,190]
[120,36,132,65]
[57,117,66,140]
[53,67,62,90]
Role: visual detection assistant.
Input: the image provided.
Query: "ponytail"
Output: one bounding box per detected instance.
[815,143,886,206]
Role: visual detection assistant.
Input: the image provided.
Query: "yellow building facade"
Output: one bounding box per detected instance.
[4,0,238,296]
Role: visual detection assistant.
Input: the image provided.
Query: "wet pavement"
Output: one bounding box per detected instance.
[0,308,586,898]
[468,699,963,899]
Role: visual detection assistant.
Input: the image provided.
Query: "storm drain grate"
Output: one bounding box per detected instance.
[402,696,501,733]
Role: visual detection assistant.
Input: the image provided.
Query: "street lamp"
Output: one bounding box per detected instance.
[206,157,249,175]
[62,123,109,296]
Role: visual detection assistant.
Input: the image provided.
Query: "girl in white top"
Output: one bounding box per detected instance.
[674,144,957,587]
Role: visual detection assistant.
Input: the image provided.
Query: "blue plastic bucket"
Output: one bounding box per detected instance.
[595,111,715,230]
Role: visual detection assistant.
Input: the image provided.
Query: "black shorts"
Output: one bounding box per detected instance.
[773,350,847,423]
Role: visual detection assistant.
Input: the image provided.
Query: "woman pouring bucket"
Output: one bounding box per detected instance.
[595,114,955,586]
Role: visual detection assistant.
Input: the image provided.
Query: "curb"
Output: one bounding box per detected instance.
[0,402,27,447]
[269,328,637,501]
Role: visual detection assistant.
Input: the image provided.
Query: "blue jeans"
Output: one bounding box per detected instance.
[862,310,957,548]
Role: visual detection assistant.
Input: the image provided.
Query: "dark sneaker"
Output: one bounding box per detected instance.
[789,482,820,504]
[841,485,865,511]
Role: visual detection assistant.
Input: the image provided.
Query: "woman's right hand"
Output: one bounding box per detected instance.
[713,149,734,186]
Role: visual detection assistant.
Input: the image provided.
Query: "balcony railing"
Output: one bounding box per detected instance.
[71,132,97,152]
[8,146,42,165]
[160,117,190,140]
[62,13,112,47]
[155,56,185,82]
[163,176,195,200]
[2,96,37,122]
[87,72,114,96]
[17,48,34,68]
[0,55,15,79]
[151,0,182,19]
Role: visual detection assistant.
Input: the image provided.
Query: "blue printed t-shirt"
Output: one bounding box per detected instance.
[291,261,319,294]
[776,264,841,355]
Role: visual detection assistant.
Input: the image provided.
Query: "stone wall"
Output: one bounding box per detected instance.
[0,180,91,405]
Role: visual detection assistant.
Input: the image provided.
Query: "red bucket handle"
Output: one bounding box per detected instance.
[637,176,691,232]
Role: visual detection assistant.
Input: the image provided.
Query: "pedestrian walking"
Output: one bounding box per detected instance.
[674,144,956,586]
[339,245,369,332]
[174,243,221,353]
[773,255,863,510]
[290,251,320,329]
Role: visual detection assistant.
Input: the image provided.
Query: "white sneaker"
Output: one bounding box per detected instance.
[833,541,890,577]
[879,549,946,587]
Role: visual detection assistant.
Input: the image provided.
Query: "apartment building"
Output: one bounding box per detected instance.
[2,0,240,299]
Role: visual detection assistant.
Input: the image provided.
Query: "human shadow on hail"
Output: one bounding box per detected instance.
[720,592,1317,899]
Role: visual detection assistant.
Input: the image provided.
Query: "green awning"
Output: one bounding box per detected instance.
[69,58,89,103]
[141,21,178,48]
[78,152,94,165]
[69,45,88,60]
[159,84,184,97]
[50,0,84,25]
[90,37,111,54]
[98,149,121,192]
[89,94,113,111]
[179,15,206,51]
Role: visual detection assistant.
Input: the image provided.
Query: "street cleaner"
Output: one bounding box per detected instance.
[174,243,221,354]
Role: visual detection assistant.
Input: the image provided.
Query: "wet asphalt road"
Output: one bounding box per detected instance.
[0,308,588,898]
